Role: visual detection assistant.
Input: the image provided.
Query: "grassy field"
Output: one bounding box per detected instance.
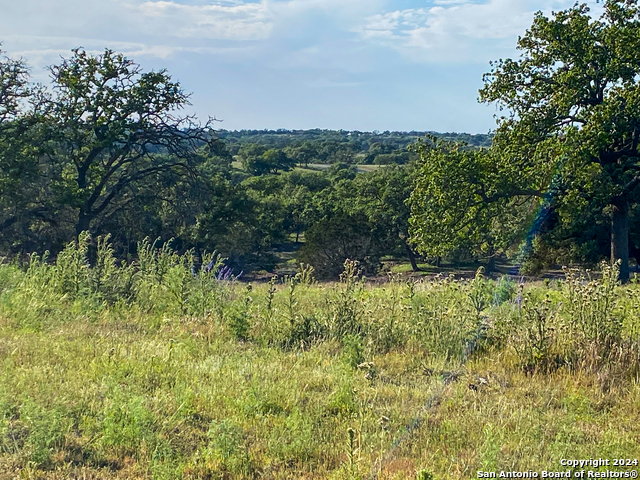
[1,237,640,479]
[229,160,382,174]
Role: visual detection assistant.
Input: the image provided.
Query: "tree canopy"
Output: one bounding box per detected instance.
[47,48,222,236]
[409,136,542,263]
[410,0,640,281]
[0,48,45,243]
[0,48,226,252]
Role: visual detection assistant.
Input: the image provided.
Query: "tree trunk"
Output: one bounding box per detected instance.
[404,240,420,272]
[486,255,497,274]
[75,211,91,238]
[611,196,630,283]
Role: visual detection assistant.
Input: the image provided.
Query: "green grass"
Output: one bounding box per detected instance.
[229,161,383,174]
[1,241,640,479]
[354,165,381,173]
[301,164,382,174]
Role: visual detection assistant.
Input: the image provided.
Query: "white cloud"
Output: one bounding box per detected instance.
[0,0,607,67]
[0,0,608,132]
[0,0,381,60]
[133,1,272,40]
[433,0,470,5]
[357,0,600,63]
[127,0,382,42]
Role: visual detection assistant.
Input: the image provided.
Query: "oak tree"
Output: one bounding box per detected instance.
[43,48,220,238]
[411,1,640,281]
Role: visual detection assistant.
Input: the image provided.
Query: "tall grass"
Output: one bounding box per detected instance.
[1,236,640,479]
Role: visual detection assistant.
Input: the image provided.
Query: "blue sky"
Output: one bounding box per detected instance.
[0,0,602,133]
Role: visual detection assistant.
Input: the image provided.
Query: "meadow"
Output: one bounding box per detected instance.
[1,235,640,479]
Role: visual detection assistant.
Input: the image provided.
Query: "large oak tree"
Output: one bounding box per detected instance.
[411,0,640,281]
[42,48,220,238]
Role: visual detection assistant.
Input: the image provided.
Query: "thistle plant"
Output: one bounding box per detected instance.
[135,237,176,312]
[264,275,278,325]
[515,292,558,373]
[346,427,358,474]
[563,261,622,354]
[11,252,58,329]
[285,274,299,328]
[228,283,252,341]
[328,259,364,338]
[55,231,91,299]
[296,262,316,285]
[281,273,324,349]
[417,470,435,480]
[373,274,406,353]
[90,234,136,304]
[468,267,493,316]
[190,251,225,320]
[137,237,174,286]
[165,250,194,317]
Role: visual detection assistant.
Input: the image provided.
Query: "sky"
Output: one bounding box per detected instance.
[0,0,603,133]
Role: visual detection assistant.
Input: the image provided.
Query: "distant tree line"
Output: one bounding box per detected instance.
[222,129,492,167]
[0,47,425,277]
[3,0,638,283]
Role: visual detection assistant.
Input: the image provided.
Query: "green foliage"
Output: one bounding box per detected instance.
[285,313,324,350]
[493,276,517,305]
[515,292,558,373]
[0,47,31,121]
[91,234,136,304]
[325,382,358,418]
[469,268,494,315]
[296,262,316,285]
[409,136,539,260]
[300,211,377,278]
[346,427,358,474]
[369,278,407,353]
[0,47,227,259]
[341,335,365,369]
[241,146,296,175]
[327,260,364,338]
[55,232,91,299]
[9,21,640,477]
[0,262,21,296]
[10,252,62,330]
[100,395,157,455]
[2,252,640,478]
[21,402,71,467]
[0,49,45,251]
[228,284,252,341]
[263,275,278,326]
[409,1,640,279]
[190,251,226,319]
[563,262,623,351]
[417,469,435,480]
[479,0,640,281]
[165,251,195,317]
[206,419,254,475]
[411,276,478,362]
[281,272,325,349]
[221,128,491,163]
[3,48,427,278]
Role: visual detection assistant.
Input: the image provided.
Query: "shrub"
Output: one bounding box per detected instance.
[563,261,622,354]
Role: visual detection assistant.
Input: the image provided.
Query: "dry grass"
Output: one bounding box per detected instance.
[1,244,639,479]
